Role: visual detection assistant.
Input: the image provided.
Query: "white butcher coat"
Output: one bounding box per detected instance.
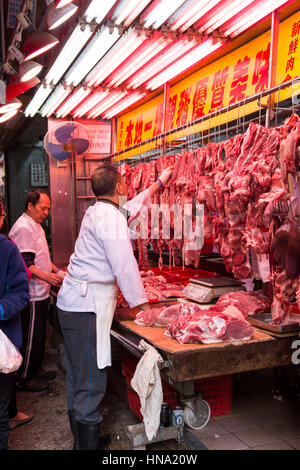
[9,213,52,301]
[57,190,151,369]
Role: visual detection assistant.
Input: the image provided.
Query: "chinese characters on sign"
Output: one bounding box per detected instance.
[118,42,270,152]
[117,10,300,156]
[284,20,300,82]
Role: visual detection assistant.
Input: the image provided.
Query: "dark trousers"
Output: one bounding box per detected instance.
[57,308,107,424]
[18,298,50,382]
[0,372,16,450]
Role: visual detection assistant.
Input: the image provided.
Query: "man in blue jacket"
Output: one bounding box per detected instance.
[0,234,30,450]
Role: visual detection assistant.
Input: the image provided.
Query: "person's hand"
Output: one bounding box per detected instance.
[45,272,63,287]
[159,166,174,185]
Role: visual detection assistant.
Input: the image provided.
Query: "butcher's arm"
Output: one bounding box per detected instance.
[145,165,175,198]
[125,166,175,224]
[147,180,162,198]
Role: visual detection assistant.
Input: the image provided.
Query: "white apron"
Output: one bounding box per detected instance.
[66,274,118,369]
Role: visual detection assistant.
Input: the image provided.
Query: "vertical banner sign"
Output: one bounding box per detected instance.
[116,10,300,160]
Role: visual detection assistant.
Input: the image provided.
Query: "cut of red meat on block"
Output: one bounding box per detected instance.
[134,301,202,327]
[215,290,271,318]
[166,309,253,344]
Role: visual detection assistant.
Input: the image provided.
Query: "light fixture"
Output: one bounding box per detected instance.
[84,0,119,23]
[107,35,173,87]
[87,91,128,119]
[223,0,290,37]
[19,60,43,81]
[170,0,223,32]
[47,1,78,30]
[24,83,53,117]
[127,37,197,89]
[112,0,152,27]
[55,0,76,7]
[40,83,73,117]
[0,109,19,123]
[64,27,120,86]
[86,28,148,87]
[7,44,43,82]
[103,92,147,119]
[6,76,40,101]
[22,30,59,61]
[55,87,91,118]
[146,39,223,90]
[72,89,110,118]
[142,0,186,29]
[198,0,256,35]
[44,24,93,86]
[0,98,22,113]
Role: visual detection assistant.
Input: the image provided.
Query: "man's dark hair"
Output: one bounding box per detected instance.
[25,189,50,210]
[91,163,122,197]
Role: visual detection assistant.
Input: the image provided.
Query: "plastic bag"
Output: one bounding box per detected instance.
[0,329,22,374]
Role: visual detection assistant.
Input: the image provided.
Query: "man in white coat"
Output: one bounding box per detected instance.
[57,163,173,450]
[9,190,63,392]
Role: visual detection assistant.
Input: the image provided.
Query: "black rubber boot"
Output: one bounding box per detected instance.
[68,411,79,450]
[76,421,111,450]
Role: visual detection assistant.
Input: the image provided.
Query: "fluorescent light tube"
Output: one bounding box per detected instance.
[147,39,222,90]
[56,87,91,118]
[87,91,128,118]
[223,0,289,37]
[40,84,72,117]
[84,0,119,23]
[107,35,172,87]
[73,90,110,118]
[103,92,147,119]
[112,0,152,27]
[24,84,53,117]
[45,24,93,85]
[170,0,222,32]
[86,28,147,87]
[65,27,120,86]
[143,0,186,29]
[199,0,256,34]
[127,38,197,89]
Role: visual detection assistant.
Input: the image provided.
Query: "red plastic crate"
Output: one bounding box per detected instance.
[122,357,232,422]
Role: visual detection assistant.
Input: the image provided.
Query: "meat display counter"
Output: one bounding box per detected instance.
[112,302,298,431]
[112,306,296,385]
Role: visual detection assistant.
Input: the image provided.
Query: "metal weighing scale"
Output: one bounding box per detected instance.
[182,276,245,304]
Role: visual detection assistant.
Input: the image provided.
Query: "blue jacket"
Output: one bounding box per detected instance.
[0,234,30,349]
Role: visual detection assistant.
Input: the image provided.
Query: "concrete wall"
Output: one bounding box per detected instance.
[6,144,48,227]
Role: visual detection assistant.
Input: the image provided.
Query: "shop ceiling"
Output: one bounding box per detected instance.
[0,0,299,150]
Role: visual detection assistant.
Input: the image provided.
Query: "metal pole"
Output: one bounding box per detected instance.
[161,81,170,156]
[111,117,116,164]
[266,10,280,128]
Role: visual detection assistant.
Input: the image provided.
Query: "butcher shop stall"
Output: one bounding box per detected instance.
[9,0,299,450]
